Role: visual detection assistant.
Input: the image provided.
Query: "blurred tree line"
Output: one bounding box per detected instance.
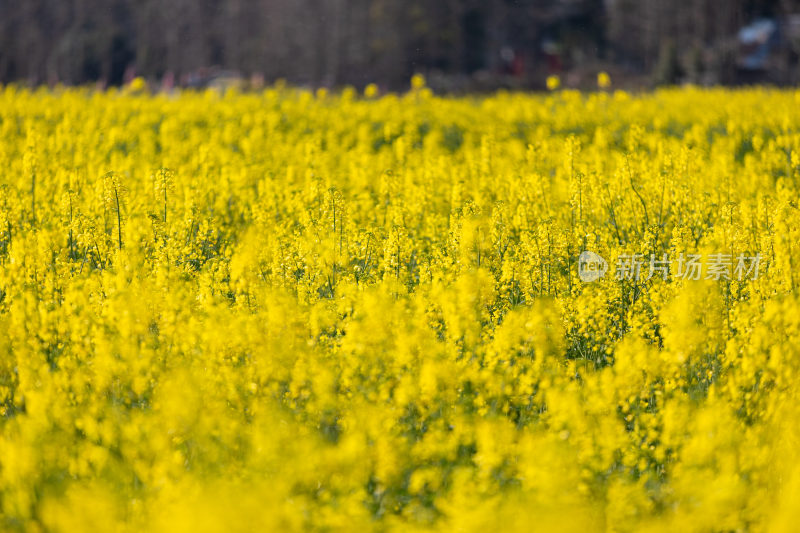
[1,0,799,89]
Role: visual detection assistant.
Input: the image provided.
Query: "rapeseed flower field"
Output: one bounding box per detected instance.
[1,80,800,531]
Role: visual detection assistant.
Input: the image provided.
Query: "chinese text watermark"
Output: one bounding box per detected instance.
[578,251,761,283]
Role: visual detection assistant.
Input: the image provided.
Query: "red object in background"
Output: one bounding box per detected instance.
[541,39,562,74]
[161,71,175,92]
[546,53,562,74]
[500,47,525,77]
[512,52,524,76]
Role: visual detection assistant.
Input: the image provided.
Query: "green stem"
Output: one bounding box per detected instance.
[114,186,123,250]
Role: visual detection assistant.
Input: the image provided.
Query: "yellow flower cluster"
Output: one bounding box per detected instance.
[1,83,800,531]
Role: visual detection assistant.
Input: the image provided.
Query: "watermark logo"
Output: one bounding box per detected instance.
[578,251,608,282]
[578,251,761,282]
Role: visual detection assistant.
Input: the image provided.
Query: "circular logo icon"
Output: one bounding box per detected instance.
[578,251,608,282]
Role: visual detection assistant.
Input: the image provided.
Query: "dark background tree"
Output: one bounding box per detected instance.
[0,0,798,89]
